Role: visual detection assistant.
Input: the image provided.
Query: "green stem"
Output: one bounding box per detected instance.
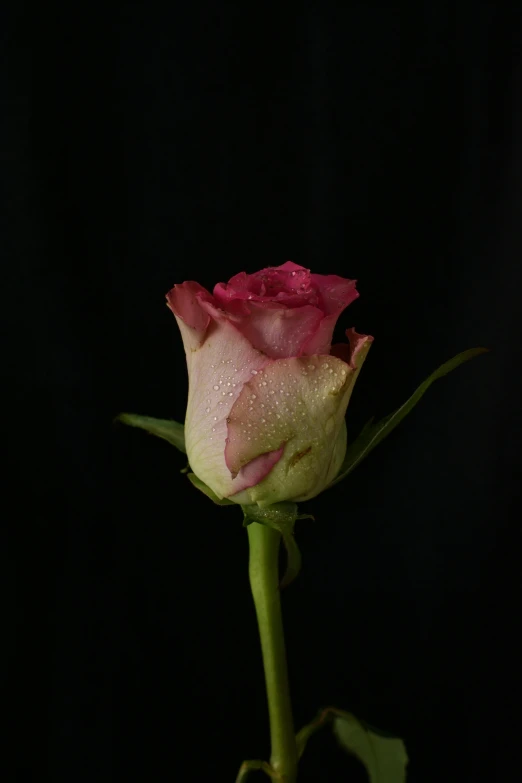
[247,522,298,782]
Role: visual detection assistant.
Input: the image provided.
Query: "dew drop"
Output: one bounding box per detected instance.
[308,364,315,370]
[261,418,266,423]
[213,385,219,390]
[228,392,233,396]
[262,381,267,386]
[250,369,258,375]
[251,394,257,399]
[222,392,226,396]
[205,407,210,413]
[285,392,290,396]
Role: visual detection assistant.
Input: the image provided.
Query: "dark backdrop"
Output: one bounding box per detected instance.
[3,4,521,782]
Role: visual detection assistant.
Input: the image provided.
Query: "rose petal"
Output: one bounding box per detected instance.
[180,309,278,498]
[331,328,374,369]
[166,281,213,351]
[303,275,359,355]
[225,349,372,505]
[310,274,359,317]
[230,444,285,495]
[213,262,318,310]
[231,301,324,359]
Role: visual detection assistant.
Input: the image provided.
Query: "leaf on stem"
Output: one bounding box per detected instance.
[115,413,186,453]
[332,710,408,783]
[331,347,489,487]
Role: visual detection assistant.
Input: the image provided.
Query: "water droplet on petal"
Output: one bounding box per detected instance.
[213,385,219,390]
[251,369,258,375]
[228,392,233,396]
[205,407,210,413]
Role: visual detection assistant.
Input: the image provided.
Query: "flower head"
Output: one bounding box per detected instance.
[167,262,372,506]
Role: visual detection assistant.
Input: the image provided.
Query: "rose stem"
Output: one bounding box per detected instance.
[247,521,298,782]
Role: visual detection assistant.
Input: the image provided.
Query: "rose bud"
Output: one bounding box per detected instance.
[167,262,372,507]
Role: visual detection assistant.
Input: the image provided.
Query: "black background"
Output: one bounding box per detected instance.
[3,4,521,782]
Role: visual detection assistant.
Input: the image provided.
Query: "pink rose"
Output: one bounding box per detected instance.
[167,261,372,507]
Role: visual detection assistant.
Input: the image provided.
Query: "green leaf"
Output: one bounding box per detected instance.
[331,346,488,487]
[187,473,235,506]
[242,502,303,588]
[333,711,408,783]
[116,413,186,454]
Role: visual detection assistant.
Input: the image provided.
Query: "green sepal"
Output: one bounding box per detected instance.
[242,502,308,588]
[187,473,235,506]
[331,346,489,487]
[115,413,186,454]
